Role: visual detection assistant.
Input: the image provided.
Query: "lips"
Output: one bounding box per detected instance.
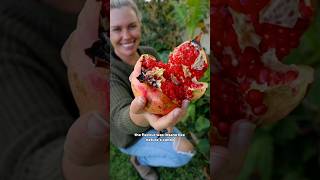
[120,41,136,50]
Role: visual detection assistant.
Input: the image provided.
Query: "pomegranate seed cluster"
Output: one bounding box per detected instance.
[212,0,314,143]
[139,40,208,106]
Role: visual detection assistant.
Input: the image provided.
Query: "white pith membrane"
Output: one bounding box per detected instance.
[182,65,192,78]
[259,0,301,28]
[191,47,208,72]
[247,49,314,124]
[144,67,165,88]
[229,8,261,51]
[223,47,239,67]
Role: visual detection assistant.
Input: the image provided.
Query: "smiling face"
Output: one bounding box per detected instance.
[110,6,141,59]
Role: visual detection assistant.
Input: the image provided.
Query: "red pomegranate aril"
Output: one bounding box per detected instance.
[252,104,268,115]
[218,122,231,137]
[277,47,291,59]
[221,55,233,69]
[240,47,260,64]
[228,0,243,12]
[245,89,264,107]
[269,72,283,85]
[285,70,299,82]
[258,68,271,84]
[239,79,251,92]
[300,1,313,19]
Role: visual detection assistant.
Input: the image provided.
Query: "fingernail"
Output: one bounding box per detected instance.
[87,113,108,137]
[230,120,256,148]
[211,146,229,177]
[173,109,181,118]
[182,100,189,109]
[138,96,145,105]
[239,122,256,142]
[212,146,229,160]
[236,120,256,133]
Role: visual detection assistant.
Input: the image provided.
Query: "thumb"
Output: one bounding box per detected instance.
[227,120,256,175]
[63,111,108,166]
[129,58,142,82]
[211,146,229,179]
[130,96,146,114]
[76,0,101,41]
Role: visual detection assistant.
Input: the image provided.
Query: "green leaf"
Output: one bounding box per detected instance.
[302,145,317,162]
[282,170,306,180]
[197,138,210,157]
[271,118,298,144]
[188,104,196,121]
[305,67,320,107]
[238,132,274,180]
[195,116,210,132]
[257,136,273,180]
[158,50,170,63]
[195,97,208,107]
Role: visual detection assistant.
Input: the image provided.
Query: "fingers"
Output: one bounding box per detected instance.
[63,111,108,166]
[179,100,189,117]
[61,31,75,67]
[130,96,146,114]
[129,57,142,82]
[61,0,102,68]
[148,100,189,131]
[167,126,174,133]
[227,120,256,175]
[63,111,108,180]
[211,120,255,180]
[147,108,180,131]
[76,0,102,40]
[211,146,229,179]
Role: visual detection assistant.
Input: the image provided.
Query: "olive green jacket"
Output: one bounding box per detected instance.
[110,46,160,148]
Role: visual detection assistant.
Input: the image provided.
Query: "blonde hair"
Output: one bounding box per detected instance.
[110,0,142,22]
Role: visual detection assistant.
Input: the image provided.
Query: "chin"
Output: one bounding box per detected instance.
[122,50,136,57]
[123,48,138,56]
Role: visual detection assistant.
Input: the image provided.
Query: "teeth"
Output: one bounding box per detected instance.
[121,41,134,48]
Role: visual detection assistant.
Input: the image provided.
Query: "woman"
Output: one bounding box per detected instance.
[0,0,108,179]
[110,0,195,179]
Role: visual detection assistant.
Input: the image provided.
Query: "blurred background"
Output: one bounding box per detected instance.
[237,4,320,180]
[110,0,210,179]
[110,1,320,179]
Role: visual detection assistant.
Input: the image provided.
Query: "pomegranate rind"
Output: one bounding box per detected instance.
[131,77,178,115]
[190,82,208,101]
[259,65,314,124]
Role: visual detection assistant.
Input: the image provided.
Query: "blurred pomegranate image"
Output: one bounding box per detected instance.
[212,0,315,145]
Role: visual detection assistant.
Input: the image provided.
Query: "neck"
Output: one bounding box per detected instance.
[42,0,86,14]
[115,50,140,66]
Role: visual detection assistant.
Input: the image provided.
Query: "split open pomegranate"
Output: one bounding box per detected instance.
[212,0,315,145]
[131,34,208,115]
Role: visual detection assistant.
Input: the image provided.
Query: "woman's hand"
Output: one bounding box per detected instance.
[61,0,107,117]
[130,96,189,132]
[60,0,108,179]
[211,120,256,180]
[129,58,189,132]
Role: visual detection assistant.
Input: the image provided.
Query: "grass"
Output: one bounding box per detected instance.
[110,143,209,180]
